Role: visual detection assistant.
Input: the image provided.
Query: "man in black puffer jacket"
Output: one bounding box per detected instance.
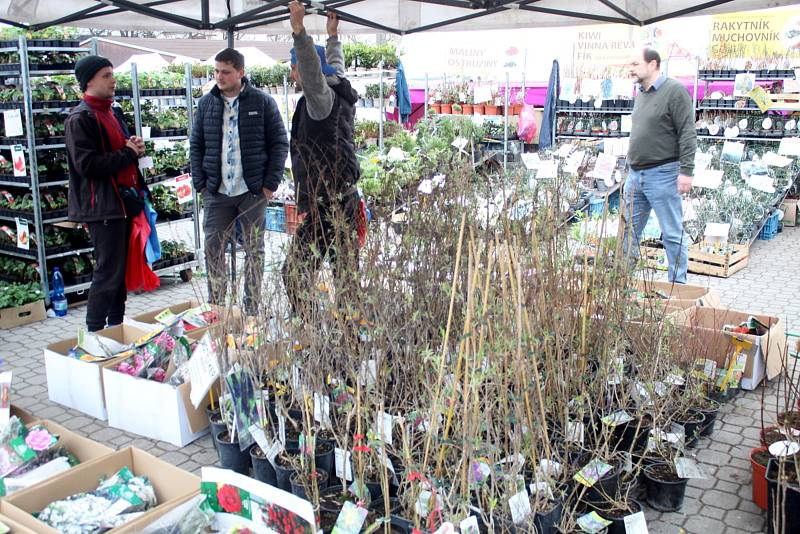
[283,2,363,317]
[191,48,288,315]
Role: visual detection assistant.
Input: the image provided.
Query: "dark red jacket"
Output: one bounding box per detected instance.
[65,100,146,222]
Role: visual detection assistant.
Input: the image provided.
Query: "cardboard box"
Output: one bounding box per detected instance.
[9,405,35,425]
[132,300,240,338]
[44,325,150,420]
[0,300,45,330]
[103,364,210,447]
[131,300,200,325]
[635,279,721,308]
[680,307,787,389]
[1,447,199,534]
[781,199,798,227]
[0,513,37,533]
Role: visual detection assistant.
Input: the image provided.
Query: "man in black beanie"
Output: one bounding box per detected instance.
[65,55,147,331]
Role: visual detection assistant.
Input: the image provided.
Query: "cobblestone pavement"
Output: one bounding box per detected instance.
[1,227,798,534]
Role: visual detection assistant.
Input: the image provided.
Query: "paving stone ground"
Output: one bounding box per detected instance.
[1,225,798,534]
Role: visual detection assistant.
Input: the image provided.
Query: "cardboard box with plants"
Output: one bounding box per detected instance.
[44,325,154,420]
[0,281,44,330]
[102,321,213,446]
[0,418,113,497]
[0,447,199,533]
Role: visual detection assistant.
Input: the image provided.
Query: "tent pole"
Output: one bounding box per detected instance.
[503,72,509,172]
[131,62,143,137]
[283,75,290,133]
[185,61,201,261]
[201,0,210,27]
[379,61,385,150]
[424,73,428,118]
[91,38,98,55]
[227,28,235,48]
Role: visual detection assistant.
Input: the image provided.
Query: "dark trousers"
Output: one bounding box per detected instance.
[87,218,131,332]
[282,192,360,318]
[203,191,267,315]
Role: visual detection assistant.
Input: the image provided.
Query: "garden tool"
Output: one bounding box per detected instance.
[720,337,753,392]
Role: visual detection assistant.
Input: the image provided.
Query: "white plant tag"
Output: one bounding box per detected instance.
[248,424,271,453]
[623,511,649,534]
[358,360,377,387]
[529,481,554,500]
[334,447,353,480]
[460,516,480,534]
[418,179,434,195]
[452,137,468,152]
[313,392,331,428]
[674,457,706,479]
[508,491,532,525]
[138,156,154,170]
[3,109,22,137]
[265,439,284,465]
[376,411,393,446]
[566,421,584,444]
[278,414,286,445]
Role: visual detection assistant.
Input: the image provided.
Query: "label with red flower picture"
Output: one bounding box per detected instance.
[14,218,28,250]
[11,145,25,177]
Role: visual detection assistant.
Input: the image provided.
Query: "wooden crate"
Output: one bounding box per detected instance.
[640,243,749,278]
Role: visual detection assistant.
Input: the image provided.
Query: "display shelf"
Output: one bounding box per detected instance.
[46,247,94,260]
[696,105,761,111]
[556,109,633,114]
[696,135,787,141]
[556,133,630,139]
[0,247,36,259]
[64,280,92,294]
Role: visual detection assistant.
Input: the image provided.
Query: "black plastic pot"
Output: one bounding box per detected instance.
[274,446,300,491]
[673,411,705,448]
[690,399,720,437]
[582,462,622,505]
[250,445,278,486]
[207,410,226,453]
[215,430,251,475]
[290,468,329,500]
[314,439,335,478]
[593,499,642,534]
[765,458,800,534]
[534,499,563,534]
[643,462,687,512]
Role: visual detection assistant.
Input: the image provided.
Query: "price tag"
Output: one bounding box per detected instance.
[11,145,25,177]
[508,490,532,525]
[334,447,353,480]
[2,109,23,137]
[138,156,154,171]
[623,511,649,534]
[14,218,28,250]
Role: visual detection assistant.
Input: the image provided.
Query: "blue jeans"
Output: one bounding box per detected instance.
[622,161,688,283]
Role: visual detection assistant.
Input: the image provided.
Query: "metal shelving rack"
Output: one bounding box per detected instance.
[129,61,201,283]
[0,36,94,301]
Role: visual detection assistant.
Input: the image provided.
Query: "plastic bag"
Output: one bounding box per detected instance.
[517,104,539,143]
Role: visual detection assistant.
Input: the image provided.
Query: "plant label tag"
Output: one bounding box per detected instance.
[375,411,393,446]
[762,152,792,168]
[187,333,220,408]
[577,511,612,533]
[778,137,800,156]
[418,178,434,195]
[313,392,331,428]
[14,218,28,250]
[529,482,554,500]
[473,85,492,104]
[11,145,25,177]
[278,414,286,445]
[431,522,455,534]
[334,447,353,480]
[508,490,532,524]
[592,153,616,182]
[265,439,284,465]
[535,160,557,179]
[520,152,541,170]
[153,309,176,325]
[460,516,479,534]
[138,156,154,171]
[693,169,723,189]
[574,459,613,487]
[601,410,633,427]
[247,423,271,453]
[415,490,440,518]
[331,501,368,534]
[621,451,633,473]
[566,421,584,444]
[3,109,22,137]
[674,457,705,479]
[173,174,193,204]
[557,143,575,159]
[386,146,405,162]
[451,137,468,152]
[621,115,633,133]
[358,359,377,387]
[623,511,649,534]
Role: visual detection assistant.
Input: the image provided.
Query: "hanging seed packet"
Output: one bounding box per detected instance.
[576,511,612,533]
[574,459,613,488]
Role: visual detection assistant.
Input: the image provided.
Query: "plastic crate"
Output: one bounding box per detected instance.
[588,195,606,217]
[757,211,780,240]
[265,206,286,233]
[607,190,620,212]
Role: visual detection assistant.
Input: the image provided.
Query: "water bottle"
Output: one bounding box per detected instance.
[51,267,68,317]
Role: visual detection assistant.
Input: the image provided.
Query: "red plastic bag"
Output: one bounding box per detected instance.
[517,104,538,143]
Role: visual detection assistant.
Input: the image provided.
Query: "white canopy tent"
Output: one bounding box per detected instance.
[1,0,797,35]
[201,46,277,66]
[115,52,171,72]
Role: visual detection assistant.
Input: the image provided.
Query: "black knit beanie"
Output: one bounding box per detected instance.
[75,55,113,92]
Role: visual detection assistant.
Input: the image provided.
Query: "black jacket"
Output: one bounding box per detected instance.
[291,78,360,212]
[190,79,288,195]
[65,100,146,222]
